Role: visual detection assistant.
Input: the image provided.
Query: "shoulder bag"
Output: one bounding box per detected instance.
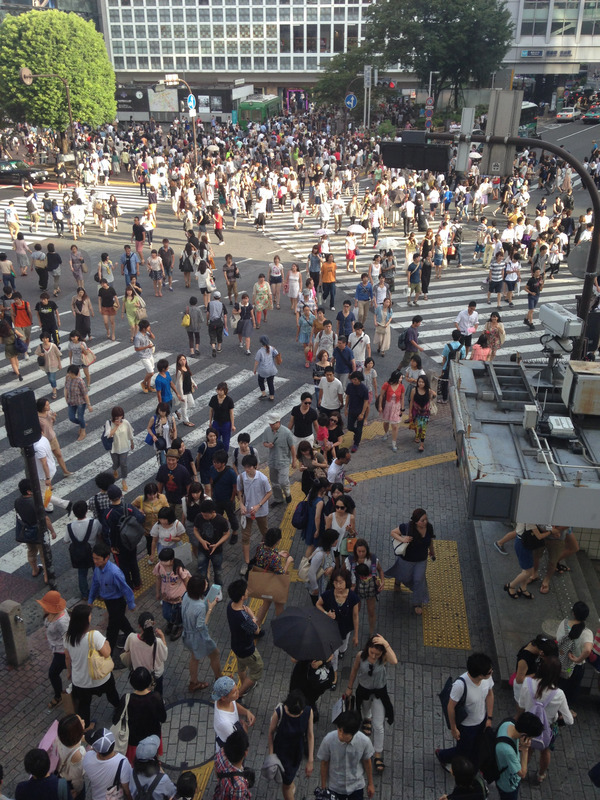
[15,515,39,544]
[110,693,130,755]
[87,631,114,680]
[81,346,96,367]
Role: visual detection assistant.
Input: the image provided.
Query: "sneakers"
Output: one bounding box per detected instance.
[230,533,239,546]
[350,444,358,453]
[382,434,389,441]
[170,625,183,641]
[493,540,508,555]
[391,443,398,452]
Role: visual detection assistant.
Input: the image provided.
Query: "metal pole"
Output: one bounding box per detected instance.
[428,71,433,99]
[61,78,75,148]
[23,444,56,590]
[178,78,198,167]
[428,131,600,359]
[363,86,367,130]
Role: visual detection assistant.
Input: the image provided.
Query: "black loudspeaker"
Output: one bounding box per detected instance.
[1,387,42,448]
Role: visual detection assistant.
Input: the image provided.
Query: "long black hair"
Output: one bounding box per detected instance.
[66,603,91,647]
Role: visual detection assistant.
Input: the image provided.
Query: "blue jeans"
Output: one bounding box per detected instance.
[78,568,89,599]
[322,281,336,309]
[162,600,182,625]
[68,403,86,429]
[46,371,57,389]
[437,719,485,768]
[197,548,223,586]
[3,273,15,291]
[498,789,519,800]
[212,420,232,451]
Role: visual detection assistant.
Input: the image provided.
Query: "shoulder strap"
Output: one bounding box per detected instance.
[112,758,124,789]
[67,523,75,543]
[83,519,94,544]
[57,777,69,800]
[496,734,518,754]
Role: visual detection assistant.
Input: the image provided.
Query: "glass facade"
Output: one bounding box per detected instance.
[105,0,371,73]
[518,0,600,38]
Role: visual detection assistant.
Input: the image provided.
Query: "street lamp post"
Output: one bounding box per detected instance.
[428,70,440,102]
[19,67,74,149]
[163,73,198,167]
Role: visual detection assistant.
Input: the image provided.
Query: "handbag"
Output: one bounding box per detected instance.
[181,312,191,327]
[81,263,88,274]
[297,550,325,583]
[81,347,96,367]
[247,567,291,605]
[15,516,39,544]
[14,336,28,354]
[135,304,147,321]
[37,354,46,368]
[101,421,114,451]
[274,352,283,366]
[87,631,114,680]
[110,693,130,755]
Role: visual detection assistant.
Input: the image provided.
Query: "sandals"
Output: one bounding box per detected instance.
[374,757,385,774]
[503,582,519,599]
[188,681,209,692]
[518,589,534,600]
[556,563,570,573]
[361,720,372,736]
[48,696,62,709]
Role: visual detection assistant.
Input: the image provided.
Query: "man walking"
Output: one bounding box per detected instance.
[226,579,264,697]
[399,315,425,368]
[104,485,145,590]
[344,371,369,453]
[333,337,356,390]
[406,253,422,307]
[318,710,375,800]
[88,540,136,654]
[354,273,373,325]
[262,413,297,505]
[454,301,479,357]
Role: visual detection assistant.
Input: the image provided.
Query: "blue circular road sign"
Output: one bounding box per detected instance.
[345,93,358,110]
[187,93,196,109]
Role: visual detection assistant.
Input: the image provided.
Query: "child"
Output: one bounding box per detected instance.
[232,433,258,475]
[470,333,491,362]
[316,413,331,455]
[155,358,183,411]
[150,506,185,561]
[153,547,191,641]
[362,357,378,423]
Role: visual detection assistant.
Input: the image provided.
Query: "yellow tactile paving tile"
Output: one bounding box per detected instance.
[350,450,456,484]
[189,762,214,800]
[421,540,471,650]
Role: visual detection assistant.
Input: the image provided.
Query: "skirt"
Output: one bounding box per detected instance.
[237,319,253,338]
[101,306,117,316]
[381,396,402,424]
[150,269,163,281]
[182,629,217,660]
[384,557,429,606]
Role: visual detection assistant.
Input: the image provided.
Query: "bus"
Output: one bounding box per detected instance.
[238,94,282,130]
[518,101,541,138]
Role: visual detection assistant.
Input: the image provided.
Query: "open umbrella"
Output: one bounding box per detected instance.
[377,237,400,250]
[347,224,366,234]
[469,151,483,160]
[315,228,334,237]
[271,606,342,661]
[207,144,220,152]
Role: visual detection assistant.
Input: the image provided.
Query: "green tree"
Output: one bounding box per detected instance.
[312,48,369,113]
[366,0,513,108]
[0,10,116,138]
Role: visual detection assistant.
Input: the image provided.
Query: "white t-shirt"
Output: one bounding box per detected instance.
[213,701,241,751]
[450,672,494,727]
[454,309,479,335]
[327,459,347,484]
[64,629,109,689]
[556,619,593,661]
[319,376,343,409]
[33,435,57,481]
[348,332,370,363]
[82,752,132,800]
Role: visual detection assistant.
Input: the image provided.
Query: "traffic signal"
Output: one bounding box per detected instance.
[377,79,396,90]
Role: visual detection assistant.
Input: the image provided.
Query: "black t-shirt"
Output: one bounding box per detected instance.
[15,775,62,800]
[526,276,542,297]
[98,286,117,308]
[14,495,37,526]
[209,394,234,424]
[158,246,174,269]
[177,448,195,475]
[112,691,166,746]
[290,404,318,437]
[194,513,229,553]
[156,463,191,503]
[35,301,58,328]
[46,252,62,271]
[132,223,145,242]
[226,602,257,658]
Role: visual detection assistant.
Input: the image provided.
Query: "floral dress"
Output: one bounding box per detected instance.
[252,280,273,313]
[410,389,432,442]
[484,322,505,360]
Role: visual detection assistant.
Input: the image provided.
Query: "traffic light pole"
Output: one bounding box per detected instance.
[427,132,599,360]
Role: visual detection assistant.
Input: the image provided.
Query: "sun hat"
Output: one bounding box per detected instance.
[36,590,67,615]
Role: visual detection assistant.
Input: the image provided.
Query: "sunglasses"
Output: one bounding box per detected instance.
[303,401,312,405]
[335,504,345,510]
[368,663,374,677]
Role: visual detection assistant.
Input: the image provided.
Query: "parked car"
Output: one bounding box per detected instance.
[0,159,50,185]
[582,106,600,124]
[555,107,582,122]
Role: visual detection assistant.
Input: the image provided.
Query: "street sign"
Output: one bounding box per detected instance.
[425,119,433,130]
[189,108,197,117]
[345,93,358,110]
[491,161,501,172]
[364,65,372,89]
[187,93,196,110]
[425,96,434,108]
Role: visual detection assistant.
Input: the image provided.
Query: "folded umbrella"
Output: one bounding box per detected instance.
[271,606,342,661]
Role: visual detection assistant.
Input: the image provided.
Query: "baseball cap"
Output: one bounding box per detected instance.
[136,735,160,761]
[211,676,236,701]
[213,290,221,299]
[90,728,116,754]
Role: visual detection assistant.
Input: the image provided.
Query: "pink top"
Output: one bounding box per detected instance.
[14,239,31,255]
[316,425,329,444]
[153,562,191,601]
[471,345,491,361]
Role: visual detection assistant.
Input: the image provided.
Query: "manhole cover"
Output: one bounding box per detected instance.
[178,725,197,742]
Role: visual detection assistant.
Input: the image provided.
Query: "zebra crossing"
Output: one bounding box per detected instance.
[0,182,156,252]
[235,203,583,364]
[0,320,315,574]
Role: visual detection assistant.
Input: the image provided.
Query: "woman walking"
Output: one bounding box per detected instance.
[297,304,316,368]
[316,567,360,690]
[65,365,92,442]
[306,529,339,604]
[71,288,94,341]
[112,667,167,765]
[35,331,62,399]
[345,539,385,635]
[408,374,436,452]
[285,263,301,313]
[133,483,169,562]
[325,494,356,558]
[68,330,93,389]
[37,397,71,475]
[484,311,506,361]
[374,298,393,357]
[268,255,284,310]
[344,634,398,774]
[37,590,70,709]
[122,284,143,342]
[0,320,25,381]
[254,335,280,401]
[147,249,165,297]
[175,354,197,427]
[556,601,593,703]
[69,245,86,290]
[267,690,315,800]
[182,574,222,691]
[64,603,120,728]
[208,381,235,448]
[236,293,255,355]
[378,370,405,452]
[97,277,119,340]
[105,406,134,492]
[252,272,273,328]
[385,508,436,615]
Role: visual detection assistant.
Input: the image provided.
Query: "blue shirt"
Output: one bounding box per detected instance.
[333,345,354,375]
[495,721,521,793]
[209,465,238,502]
[155,372,173,403]
[119,251,141,274]
[336,310,356,337]
[354,282,373,302]
[88,559,135,609]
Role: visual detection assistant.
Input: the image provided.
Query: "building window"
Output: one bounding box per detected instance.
[149,40,160,54]
[150,57,162,70]
[214,40,225,53]
[294,56,304,69]
[159,9,170,22]
[267,39,278,53]
[254,39,265,53]
[293,8,305,20]
[162,40,173,53]
[266,8,277,21]
[125,57,137,69]
[186,8,197,21]
[280,56,291,69]
[124,40,135,54]
[137,41,148,53]
[228,57,239,68]
[147,9,157,22]
[253,8,264,20]
[239,8,251,21]
[228,40,239,53]
[200,24,211,37]
[163,57,174,69]
[347,24,358,48]
[334,7,345,20]
[174,25,185,37]
[160,25,171,38]
[254,57,265,69]
[267,56,278,69]
[114,57,125,69]
[213,24,224,37]
[226,8,237,20]
[348,7,359,20]
[333,24,344,52]
[320,7,331,20]
[307,56,318,68]
[520,0,550,36]
[253,24,265,37]
[227,24,238,37]
[109,10,119,23]
[188,40,199,52]
[241,56,252,69]
[240,24,251,37]
[551,0,578,35]
[266,23,277,37]
[212,9,224,21]
[215,56,226,69]
[123,24,134,38]
[175,39,186,52]
[138,57,148,69]
[307,24,317,51]
[199,10,210,21]
[176,57,187,69]
[201,41,212,53]
[581,0,600,35]
[122,9,132,22]
[134,9,145,22]
[110,25,122,38]
[189,57,200,69]
[320,24,331,51]
[148,24,158,37]
[202,57,213,69]
[280,24,291,51]
[293,24,304,51]
[280,7,290,20]
[112,41,123,54]
[307,8,318,20]
[173,9,184,22]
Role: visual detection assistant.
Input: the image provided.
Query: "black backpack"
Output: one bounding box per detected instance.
[397,328,408,350]
[67,520,95,569]
[118,506,146,552]
[132,772,162,800]
[439,676,468,730]
[478,720,518,785]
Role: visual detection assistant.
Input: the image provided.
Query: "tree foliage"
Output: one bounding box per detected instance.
[366,0,513,106]
[0,10,116,132]
[312,47,391,117]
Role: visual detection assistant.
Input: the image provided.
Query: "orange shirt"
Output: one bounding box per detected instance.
[321,261,337,283]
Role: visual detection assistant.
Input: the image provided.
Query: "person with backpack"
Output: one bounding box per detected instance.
[493,712,544,799]
[439,331,466,404]
[435,652,495,771]
[104,485,146,591]
[213,729,253,800]
[82,729,132,800]
[65,500,103,600]
[398,315,424,369]
[88,540,136,657]
[517,656,574,785]
[130,735,176,800]
[555,600,594,703]
[14,748,69,800]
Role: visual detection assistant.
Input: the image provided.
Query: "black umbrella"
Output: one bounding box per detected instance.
[271,606,343,661]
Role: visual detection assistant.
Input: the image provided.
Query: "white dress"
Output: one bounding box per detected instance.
[287,270,301,299]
